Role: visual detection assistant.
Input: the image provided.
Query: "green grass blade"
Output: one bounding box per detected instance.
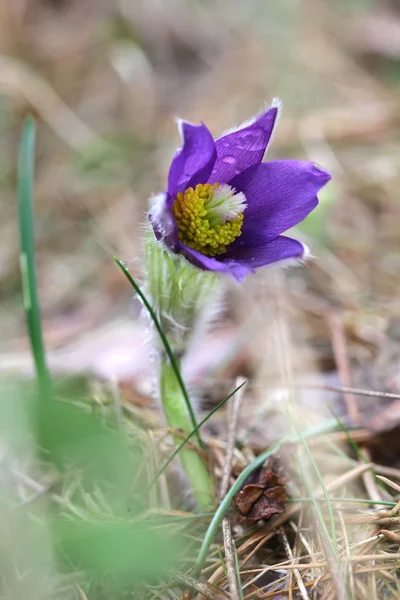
[17,116,51,400]
[149,381,246,488]
[286,410,338,552]
[329,408,387,493]
[114,257,202,447]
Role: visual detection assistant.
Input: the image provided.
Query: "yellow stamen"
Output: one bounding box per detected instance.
[172,183,244,256]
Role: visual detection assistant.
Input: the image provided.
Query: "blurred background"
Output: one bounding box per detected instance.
[1,0,399,389]
[1,0,400,598]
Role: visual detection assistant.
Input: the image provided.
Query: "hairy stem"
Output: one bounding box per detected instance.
[160,358,214,511]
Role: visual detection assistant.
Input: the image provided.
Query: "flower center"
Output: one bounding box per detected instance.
[172,183,247,256]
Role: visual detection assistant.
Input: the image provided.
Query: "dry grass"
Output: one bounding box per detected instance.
[2,0,400,598]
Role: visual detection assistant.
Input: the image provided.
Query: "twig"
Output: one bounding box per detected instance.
[202,531,276,585]
[218,378,246,502]
[315,516,349,600]
[218,377,246,600]
[376,475,400,495]
[361,448,386,513]
[291,383,400,402]
[380,530,400,544]
[109,377,123,431]
[344,516,400,525]
[280,526,310,600]
[328,312,359,425]
[172,571,229,600]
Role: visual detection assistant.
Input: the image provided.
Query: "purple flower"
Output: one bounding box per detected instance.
[149,103,331,281]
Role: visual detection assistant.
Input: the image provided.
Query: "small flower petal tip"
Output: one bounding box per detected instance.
[149,104,331,281]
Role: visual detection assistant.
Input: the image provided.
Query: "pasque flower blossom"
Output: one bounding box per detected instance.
[150,103,331,281]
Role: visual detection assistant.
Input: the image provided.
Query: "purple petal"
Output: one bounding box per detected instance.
[208,107,278,185]
[168,121,217,197]
[225,234,307,267]
[230,160,331,243]
[179,243,253,281]
[148,193,179,251]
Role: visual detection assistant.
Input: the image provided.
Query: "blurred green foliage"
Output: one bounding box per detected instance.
[0,379,184,598]
[7,115,187,599]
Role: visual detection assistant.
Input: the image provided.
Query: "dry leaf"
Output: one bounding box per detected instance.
[233,456,287,525]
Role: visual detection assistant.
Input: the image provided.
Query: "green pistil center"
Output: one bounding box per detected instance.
[172,183,247,256]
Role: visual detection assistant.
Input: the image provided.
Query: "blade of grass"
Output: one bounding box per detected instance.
[114,257,202,448]
[289,497,397,507]
[234,545,244,600]
[193,418,339,578]
[286,409,338,550]
[17,115,51,400]
[149,381,246,489]
[329,407,365,462]
[286,410,349,599]
[329,408,387,493]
